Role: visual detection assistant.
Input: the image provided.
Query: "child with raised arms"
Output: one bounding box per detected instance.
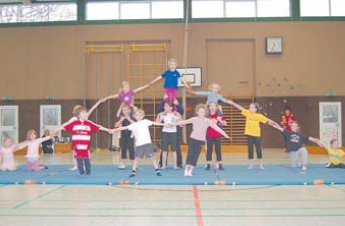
[63,100,103,171]
[271,121,321,171]
[171,104,231,177]
[149,58,190,109]
[115,105,136,170]
[227,100,279,170]
[20,130,53,172]
[113,109,165,177]
[156,101,181,169]
[102,81,151,117]
[55,107,113,176]
[187,83,229,115]
[0,136,26,171]
[206,102,228,170]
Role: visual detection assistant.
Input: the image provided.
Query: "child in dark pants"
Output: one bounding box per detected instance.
[206,102,227,170]
[113,109,165,177]
[156,101,181,169]
[172,104,231,177]
[158,99,184,168]
[115,105,136,170]
[55,107,112,176]
[227,100,279,170]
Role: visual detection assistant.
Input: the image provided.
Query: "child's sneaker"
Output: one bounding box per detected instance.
[205,164,210,171]
[187,171,193,177]
[155,168,161,176]
[118,163,126,170]
[301,166,307,171]
[69,166,78,171]
[248,164,254,170]
[259,164,265,170]
[218,164,225,170]
[129,170,136,177]
[184,169,188,176]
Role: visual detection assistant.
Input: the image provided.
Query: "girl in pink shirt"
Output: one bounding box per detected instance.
[0,136,23,171]
[21,130,52,172]
[173,104,231,177]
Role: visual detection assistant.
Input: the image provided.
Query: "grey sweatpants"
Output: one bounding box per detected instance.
[289,147,308,167]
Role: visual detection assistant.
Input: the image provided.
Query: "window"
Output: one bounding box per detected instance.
[257,0,290,17]
[152,1,184,19]
[0,2,77,23]
[120,2,150,19]
[86,2,120,20]
[225,1,256,18]
[0,5,18,23]
[330,0,345,16]
[192,0,224,18]
[192,0,290,19]
[86,0,184,20]
[300,0,329,17]
[300,0,345,17]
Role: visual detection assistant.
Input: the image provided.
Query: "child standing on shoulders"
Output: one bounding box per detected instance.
[55,107,112,176]
[102,81,151,117]
[323,139,345,169]
[271,121,321,171]
[113,109,164,178]
[206,102,227,171]
[172,104,231,177]
[115,105,136,170]
[156,101,181,169]
[227,100,278,170]
[149,58,190,108]
[187,83,229,115]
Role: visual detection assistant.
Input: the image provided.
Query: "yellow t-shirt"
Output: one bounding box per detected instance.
[241,109,269,137]
[328,148,345,165]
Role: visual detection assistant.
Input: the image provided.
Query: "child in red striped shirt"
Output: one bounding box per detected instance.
[55,107,112,176]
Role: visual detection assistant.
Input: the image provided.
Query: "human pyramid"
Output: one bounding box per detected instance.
[1,59,344,179]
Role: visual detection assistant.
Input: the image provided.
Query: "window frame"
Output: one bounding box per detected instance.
[0,1,78,25]
[0,0,344,28]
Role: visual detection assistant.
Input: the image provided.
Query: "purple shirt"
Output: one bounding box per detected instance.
[119,90,134,106]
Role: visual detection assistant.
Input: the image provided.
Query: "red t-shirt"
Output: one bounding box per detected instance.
[207,113,224,138]
[281,114,297,131]
[64,120,100,158]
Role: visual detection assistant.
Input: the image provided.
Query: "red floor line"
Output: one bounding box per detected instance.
[193,185,204,226]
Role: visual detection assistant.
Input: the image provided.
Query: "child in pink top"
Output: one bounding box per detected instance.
[172,104,231,177]
[20,130,53,172]
[0,136,23,171]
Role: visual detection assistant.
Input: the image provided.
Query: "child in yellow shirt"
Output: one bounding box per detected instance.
[227,100,279,170]
[325,139,345,169]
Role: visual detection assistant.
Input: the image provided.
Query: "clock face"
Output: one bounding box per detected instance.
[266,37,283,54]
